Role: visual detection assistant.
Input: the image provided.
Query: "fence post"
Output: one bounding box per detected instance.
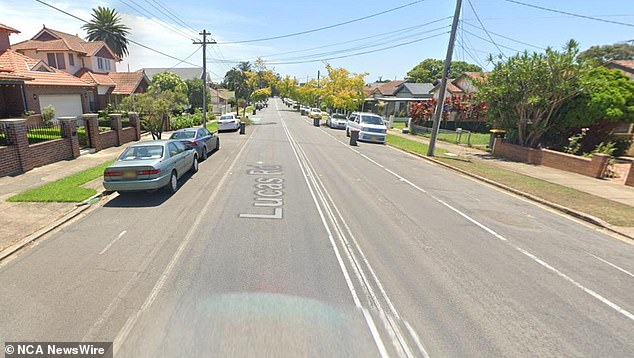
[128,112,141,141]
[83,113,101,152]
[109,114,123,146]
[0,118,32,173]
[58,116,80,158]
[589,153,610,178]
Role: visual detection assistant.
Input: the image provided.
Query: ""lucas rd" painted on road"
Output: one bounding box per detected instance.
[239,164,284,219]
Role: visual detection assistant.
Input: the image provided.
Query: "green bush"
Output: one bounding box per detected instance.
[170,113,201,130]
[41,105,56,124]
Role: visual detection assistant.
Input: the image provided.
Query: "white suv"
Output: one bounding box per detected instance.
[346,112,387,144]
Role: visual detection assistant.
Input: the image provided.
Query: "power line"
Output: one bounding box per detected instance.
[502,0,634,28]
[216,0,427,44]
[466,0,505,57]
[34,0,201,68]
[462,28,521,52]
[461,20,545,50]
[119,0,198,41]
[264,31,449,65]
[148,0,199,35]
[168,45,202,69]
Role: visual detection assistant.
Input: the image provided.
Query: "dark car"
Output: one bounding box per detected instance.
[169,127,219,161]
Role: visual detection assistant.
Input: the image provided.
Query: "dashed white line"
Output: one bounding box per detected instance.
[588,252,634,279]
[99,230,127,255]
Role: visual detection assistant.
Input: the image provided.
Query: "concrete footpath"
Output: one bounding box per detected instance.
[0,131,170,252]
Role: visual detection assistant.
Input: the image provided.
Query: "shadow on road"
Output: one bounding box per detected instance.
[104,172,195,208]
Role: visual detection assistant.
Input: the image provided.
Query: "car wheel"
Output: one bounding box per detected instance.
[167,170,178,194]
[191,155,199,173]
[215,138,220,151]
[201,146,208,160]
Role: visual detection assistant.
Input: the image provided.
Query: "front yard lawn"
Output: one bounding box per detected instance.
[7,160,114,203]
[386,134,447,157]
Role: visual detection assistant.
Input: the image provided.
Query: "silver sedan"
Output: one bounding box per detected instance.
[103,140,198,194]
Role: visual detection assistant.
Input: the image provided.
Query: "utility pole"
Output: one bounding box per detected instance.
[427,0,462,156]
[193,30,216,128]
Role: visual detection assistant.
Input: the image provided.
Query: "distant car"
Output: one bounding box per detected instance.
[327,113,348,129]
[300,106,310,115]
[308,108,322,119]
[169,127,219,161]
[346,112,387,144]
[218,113,240,131]
[103,140,198,194]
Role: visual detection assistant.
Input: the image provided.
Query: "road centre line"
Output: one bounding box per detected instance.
[587,252,634,279]
[111,127,257,355]
[316,124,634,324]
[276,102,390,358]
[99,230,127,255]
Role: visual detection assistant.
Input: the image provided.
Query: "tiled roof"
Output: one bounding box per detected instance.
[108,71,148,95]
[0,23,19,33]
[363,83,382,96]
[378,80,407,96]
[399,82,435,96]
[610,60,634,71]
[76,68,115,86]
[0,49,92,87]
[12,26,119,60]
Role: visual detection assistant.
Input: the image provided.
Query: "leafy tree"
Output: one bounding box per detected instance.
[407,58,481,83]
[321,64,367,112]
[278,76,298,99]
[185,78,204,110]
[121,88,187,139]
[151,72,188,94]
[476,40,585,147]
[296,80,321,107]
[251,88,271,102]
[578,43,634,64]
[82,6,130,58]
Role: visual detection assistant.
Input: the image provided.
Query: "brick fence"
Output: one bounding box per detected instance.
[0,113,141,177]
[493,138,610,179]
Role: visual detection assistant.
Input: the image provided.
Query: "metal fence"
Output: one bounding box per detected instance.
[412,124,473,146]
[26,123,62,145]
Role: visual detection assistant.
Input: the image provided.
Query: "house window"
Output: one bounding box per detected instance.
[46,53,66,69]
[97,57,103,70]
[105,59,111,71]
[55,53,66,69]
[68,54,75,66]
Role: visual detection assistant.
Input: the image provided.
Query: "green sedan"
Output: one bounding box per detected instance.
[103,140,198,194]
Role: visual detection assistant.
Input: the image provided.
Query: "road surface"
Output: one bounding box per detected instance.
[0,98,632,357]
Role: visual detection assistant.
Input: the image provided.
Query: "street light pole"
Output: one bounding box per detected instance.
[427,0,462,156]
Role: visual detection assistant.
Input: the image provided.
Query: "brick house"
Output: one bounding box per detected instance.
[429,72,487,99]
[12,26,120,112]
[107,71,151,109]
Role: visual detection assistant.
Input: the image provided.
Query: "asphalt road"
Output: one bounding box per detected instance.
[0,98,633,357]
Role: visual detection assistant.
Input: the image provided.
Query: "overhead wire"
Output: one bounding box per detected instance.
[216,0,427,44]
[119,0,199,41]
[501,0,634,28]
[34,0,202,68]
[462,28,521,52]
[460,20,546,50]
[466,0,506,57]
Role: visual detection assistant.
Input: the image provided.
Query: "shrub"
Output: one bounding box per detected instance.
[41,105,56,124]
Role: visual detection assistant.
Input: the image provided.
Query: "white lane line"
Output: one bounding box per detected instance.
[516,246,634,322]
[112,127,256,355]
[318,125,634,324]
[588,253,634,279]
[99,230,127,255]
[276,101,390,358]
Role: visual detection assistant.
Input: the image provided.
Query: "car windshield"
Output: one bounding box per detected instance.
[333,114,346,119]
[119,145,164,160]
[311,109,321,112]
[170,131,196,139]
[220,115,234,120]
[361,115,384,125]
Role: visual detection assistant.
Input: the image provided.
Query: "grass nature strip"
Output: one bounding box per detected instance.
[386,134,634,227]
[8,160,114,203]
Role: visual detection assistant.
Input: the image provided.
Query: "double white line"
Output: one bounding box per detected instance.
[277,102,429,358]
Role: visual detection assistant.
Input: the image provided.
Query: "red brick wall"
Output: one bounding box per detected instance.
[100,130,118,148]
[0,145,20,176]
[493,139,608,178]
[28,138,74,168]
[120,127,136,144]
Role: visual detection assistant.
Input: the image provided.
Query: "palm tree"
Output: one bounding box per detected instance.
[82,7,130,58]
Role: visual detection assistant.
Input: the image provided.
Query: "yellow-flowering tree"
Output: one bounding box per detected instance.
[321,64,367,112]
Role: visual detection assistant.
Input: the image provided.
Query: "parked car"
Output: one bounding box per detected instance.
[346,112,387,144]
[300,106,310,115]
[327,113,348,129]
[169,127,219,161]
[309,108,322,119]
[218,113,240,131]
[103,140,198,194]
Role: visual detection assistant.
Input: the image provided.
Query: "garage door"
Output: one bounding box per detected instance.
[38,94,83,118]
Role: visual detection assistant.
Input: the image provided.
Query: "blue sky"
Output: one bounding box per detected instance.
[1,0,633,83]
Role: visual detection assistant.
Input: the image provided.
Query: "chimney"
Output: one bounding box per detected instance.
[0,24,20,52]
